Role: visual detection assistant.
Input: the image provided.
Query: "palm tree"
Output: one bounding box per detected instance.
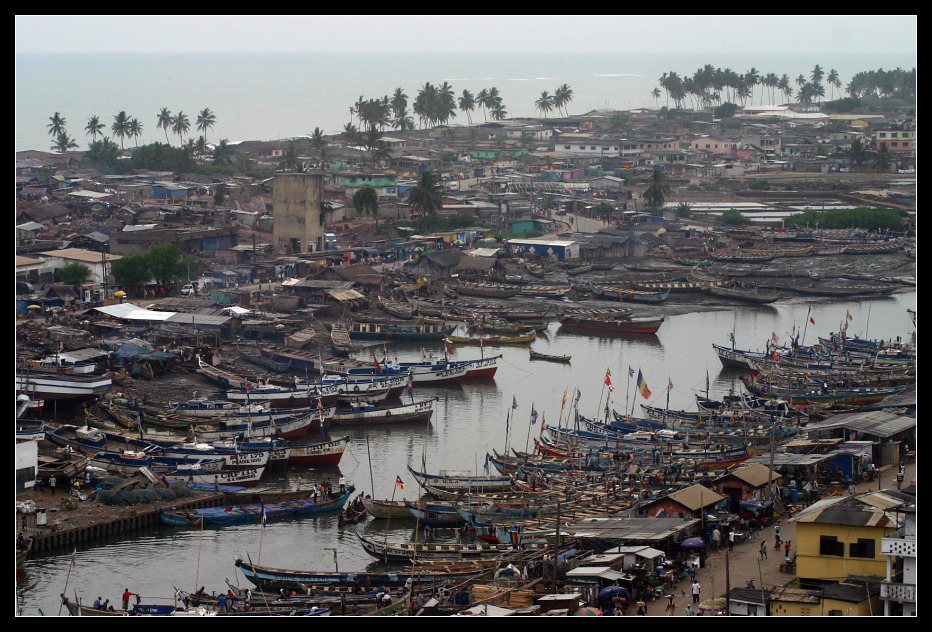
[352,186,380,230]
[171,111,191,145]
[127,118,143,147]
[157,107,173,145]
[873,144,891,170]
[476,89,490,121]
[643,167,670,210]
[47,112,67,137]
[553,84,573,117]
[111,111,132,149]
[85,115,105,142]
[212,139,234,166]
[85,136,120,171]
[458,89,476,124]
[196,108,217,143]
[193,135,208,157]
[827,69,841,102]
[490,102,508,121]
[535,91,554,118]
[342,122,360,146]
[651,87,662,108]
[406,169,443,216]
[848,138,868,165]
[309,126,327,156]
[778,74,793,103]
[51,132,78,153]
[810,64,825,88]
[438,81,457,125]
[280,143,303,172]
[390,88,408,119]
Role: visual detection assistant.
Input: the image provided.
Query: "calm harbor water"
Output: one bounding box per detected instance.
[17,290,916,615]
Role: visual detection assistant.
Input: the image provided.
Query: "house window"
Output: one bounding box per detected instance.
[820,535,844,556]
[891,132,898,138]
[828,610,843,616]
[850,538,876,559]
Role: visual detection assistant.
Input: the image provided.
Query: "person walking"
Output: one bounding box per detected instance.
[759,539,768,561]
[711,527,721,551]
[49,475,57,496]
[728,529,735,552]
[665,595,676,616]
[691,580,701,604]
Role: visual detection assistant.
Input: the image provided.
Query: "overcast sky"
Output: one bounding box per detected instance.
[15,15,917,56]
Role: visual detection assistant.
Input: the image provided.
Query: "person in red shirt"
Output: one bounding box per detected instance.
[122,589,134,610]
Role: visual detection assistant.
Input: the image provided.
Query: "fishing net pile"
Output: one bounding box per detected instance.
[93,480,197,506]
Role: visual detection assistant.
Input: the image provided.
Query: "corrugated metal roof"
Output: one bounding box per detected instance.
[660,484,727,512]
[804,409,915,438]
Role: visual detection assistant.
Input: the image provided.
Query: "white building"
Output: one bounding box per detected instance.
[881,497,916,616]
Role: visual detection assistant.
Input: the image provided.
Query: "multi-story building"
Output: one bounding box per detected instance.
[272,172,325,254]
[880,495,916,616]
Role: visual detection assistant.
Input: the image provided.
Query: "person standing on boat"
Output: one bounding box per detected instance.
[122,588,135,611]
[339,476,346,493]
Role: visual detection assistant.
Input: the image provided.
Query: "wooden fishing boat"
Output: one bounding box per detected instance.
[519,284,571,298]
[588,283,670,304]
[526,264,546,278]
[330,398,437,426]
[558,314,664,335]
[404,500,465,526]
[285,328,317,349]
[741,376,908,406]
[167,465,267,487]
[362,497,412,520]
[233,555,487,591]
[196,356,257,390]
[782,282,896,297]
[709,251,777,264]
[709,282,782,304]
[453,282,521,299]
[406,465,514,494]
[238,346,291,372]
[450,302,552,322]
[329,323,357,356]
[36,449,88,484]
[348,321,456,341]
[338,502,369,527]
[378,297,417,319]
[529,349,571,363]
[445,331,536,346]
[158,486,355,527]
[354,531,517,561]
[565,264,593,276]
[630,279,722,292]
[843,240,903,255]
[15,367,112,402]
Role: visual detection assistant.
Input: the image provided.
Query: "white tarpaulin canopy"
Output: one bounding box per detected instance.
[95,304,174,321]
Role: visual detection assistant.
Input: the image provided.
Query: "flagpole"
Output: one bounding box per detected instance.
[596,369,607,424]
[801,305,811,347]
[524,402,534,453]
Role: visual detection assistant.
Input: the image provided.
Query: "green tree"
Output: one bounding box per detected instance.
[196,108,217,143]
[674,202,692,218]
[171,111,191,145]
[128,118,143,147]
[145,244,186,289]
[719,209,754,225]
[111,255,151,297]
[458,89,476,124]
[848,138,868,165]
[111,111,132,149]
[156,107,173,145]
[47,112,67,137]
[406,169,443,216]
[309,127,327,156]
[643,168,670,210]
[353,186,380,230]
[57,262,91,287]
[280,143,304,172]
[534,91,554,118]
[85,115,105,142]
[714,102,739,118]
[874,144,892,170]
[51,132,78,152]
[211,139,235,166]
[554,83,573,117]
[84,137,121,171]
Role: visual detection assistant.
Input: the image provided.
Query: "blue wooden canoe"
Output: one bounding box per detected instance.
[158,486,355,526]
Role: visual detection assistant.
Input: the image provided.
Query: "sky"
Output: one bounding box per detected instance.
[15,15,917,56]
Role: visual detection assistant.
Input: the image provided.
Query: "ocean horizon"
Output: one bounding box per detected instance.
[16,51,916,153]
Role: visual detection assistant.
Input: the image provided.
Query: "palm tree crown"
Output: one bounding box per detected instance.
[47,112,67,137]
[157,107,173,144]
[406,169,443,216]
[172,112,191,145]
[196,108,217,143]
[111,111,132,149]
[85,115,105,141]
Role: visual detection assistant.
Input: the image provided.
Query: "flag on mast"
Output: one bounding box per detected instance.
[604,369,614,392]
[530,403,538,425]
[395,476,404,491]
[636,370,652,399]
[512,395,518,410]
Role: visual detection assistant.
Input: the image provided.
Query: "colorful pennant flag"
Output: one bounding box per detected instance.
[512,395,518,410]
[604,369,614,392]
[636,370,652,399]
[395,476,405,491]
[530,403,538,425]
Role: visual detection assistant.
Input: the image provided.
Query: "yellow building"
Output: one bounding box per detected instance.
[769,582,882,616]
[791,491,902,581]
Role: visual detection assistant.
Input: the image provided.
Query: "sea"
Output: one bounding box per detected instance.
[15,52,916,153]
[17,291,916,615]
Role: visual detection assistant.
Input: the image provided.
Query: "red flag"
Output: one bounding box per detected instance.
[395,476,405,491]
[809,316,815,325]
[373,355,382,374]
[604,369,614,392]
